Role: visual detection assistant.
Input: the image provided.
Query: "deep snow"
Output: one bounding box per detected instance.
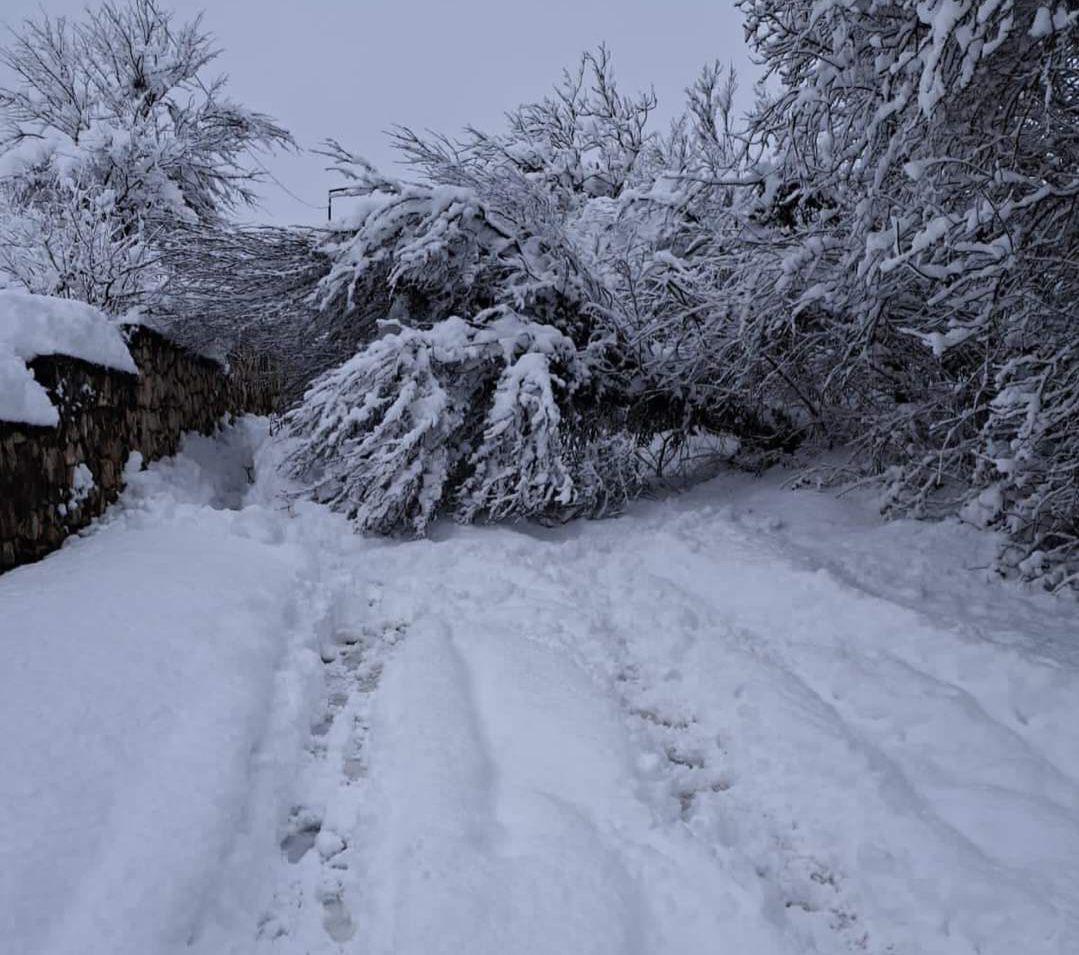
[1,422,1077,955]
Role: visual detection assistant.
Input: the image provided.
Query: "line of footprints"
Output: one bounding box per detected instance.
[262,588,408,948]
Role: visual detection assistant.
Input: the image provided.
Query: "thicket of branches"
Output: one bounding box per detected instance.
[2,1,1075,587]
[729,0,1079,588]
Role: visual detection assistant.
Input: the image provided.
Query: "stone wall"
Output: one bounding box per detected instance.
[0,325,272,573]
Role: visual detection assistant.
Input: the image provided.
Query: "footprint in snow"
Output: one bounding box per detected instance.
[320,890,355,943]
[280,808,322,864]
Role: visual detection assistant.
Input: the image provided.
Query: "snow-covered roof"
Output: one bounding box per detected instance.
[0,291,138,427]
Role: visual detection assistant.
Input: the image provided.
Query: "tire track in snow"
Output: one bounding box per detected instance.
[354,537,803,955]
[671,502,1079,787]
[357,613,650,955]
[541,553,889,953]
[559,505,1079,954]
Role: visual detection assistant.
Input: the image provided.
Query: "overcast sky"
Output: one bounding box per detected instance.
[2,1,756,225]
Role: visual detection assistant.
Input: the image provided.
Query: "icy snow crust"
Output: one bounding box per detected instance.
[0,291,136,426]
[1,422,1077,955]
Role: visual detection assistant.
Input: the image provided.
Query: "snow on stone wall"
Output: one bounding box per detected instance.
[0,291,138,427]
[0,325,273,572]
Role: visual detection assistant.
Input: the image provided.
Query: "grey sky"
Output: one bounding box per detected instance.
[2,1,756,225]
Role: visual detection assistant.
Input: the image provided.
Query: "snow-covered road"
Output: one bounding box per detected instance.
[3,424,1078,955]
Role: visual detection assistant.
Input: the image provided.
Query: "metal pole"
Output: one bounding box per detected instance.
[327,187,356,222]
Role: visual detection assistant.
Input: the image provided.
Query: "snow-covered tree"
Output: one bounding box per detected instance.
[283,26,1077,580]
[282,53,679,533]
[0,0,292,311]
[731,0,1079,585]
[283,51,795,534]
[391,46,658,208]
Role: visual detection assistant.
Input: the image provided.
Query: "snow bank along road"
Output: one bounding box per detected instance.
[2,422,1078,955]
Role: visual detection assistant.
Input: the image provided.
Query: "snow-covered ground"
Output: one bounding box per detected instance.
[2,422,1077,955]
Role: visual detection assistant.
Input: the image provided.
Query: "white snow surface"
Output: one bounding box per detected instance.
[1,422,1077,955]
[0,291,136,426]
